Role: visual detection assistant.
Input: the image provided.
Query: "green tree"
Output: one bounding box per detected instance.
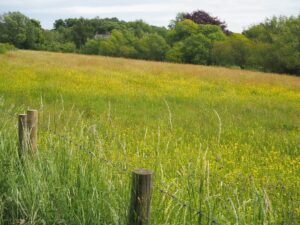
[54,19,65,30]
[137,33,170,61]
[199,24,226,41]
[98,30,123,56]
[71,18,94,48]
[167,19,225,65]
[81,39,101,55]
[182,33,211,64]
[168,19,199,43]
[274,16,300,74]
[0,12,44,49]
[212,40,235,66]
[244,15,300,74]
[212,34,252,68]
[247,42,275,71]
[166,42,184,63]
[98,30,138,58]
[127,20,153,38]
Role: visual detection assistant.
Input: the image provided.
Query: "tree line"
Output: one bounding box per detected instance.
[0,11,299,75]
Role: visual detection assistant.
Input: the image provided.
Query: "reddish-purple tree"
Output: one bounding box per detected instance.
[183,10,231,34]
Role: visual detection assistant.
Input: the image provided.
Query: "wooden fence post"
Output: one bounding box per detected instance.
[18,114,28,156]
[129,169,153,225]
[27,109,38,152]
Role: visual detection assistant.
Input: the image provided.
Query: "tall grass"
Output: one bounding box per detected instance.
[0,50,299,224]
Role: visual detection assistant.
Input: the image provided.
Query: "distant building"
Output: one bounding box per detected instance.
[94,32,111,40]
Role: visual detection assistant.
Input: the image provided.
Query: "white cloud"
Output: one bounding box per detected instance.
[27,3,185,14]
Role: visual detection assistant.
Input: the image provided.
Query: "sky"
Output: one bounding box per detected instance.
[0,0,299,32]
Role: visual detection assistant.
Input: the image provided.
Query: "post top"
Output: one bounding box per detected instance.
[18,114,27,117]
[133,169,153,175]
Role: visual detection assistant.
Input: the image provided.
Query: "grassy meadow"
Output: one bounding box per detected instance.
[0,50,299,224]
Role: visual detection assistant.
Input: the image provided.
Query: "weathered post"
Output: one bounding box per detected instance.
[27,109,38,152]
[129,169,153,225]
[18,114,28,156]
